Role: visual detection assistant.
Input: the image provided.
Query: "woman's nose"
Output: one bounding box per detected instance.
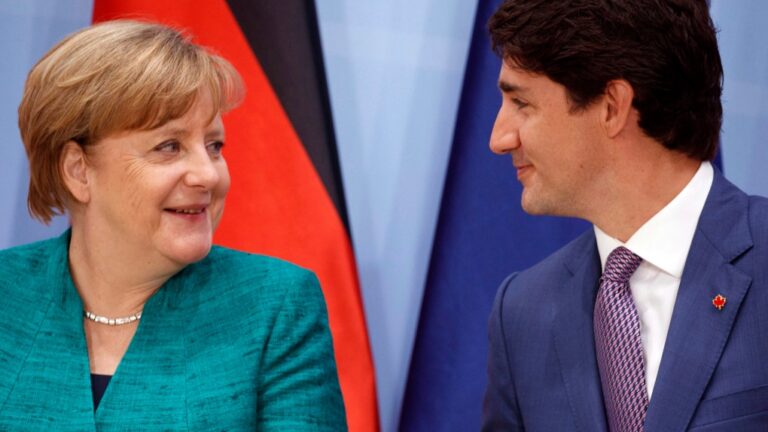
[184,148,220,189]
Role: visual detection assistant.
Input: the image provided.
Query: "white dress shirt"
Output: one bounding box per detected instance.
[594,161,713,399]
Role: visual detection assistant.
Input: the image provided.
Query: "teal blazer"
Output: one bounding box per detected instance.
[0,231,347,431]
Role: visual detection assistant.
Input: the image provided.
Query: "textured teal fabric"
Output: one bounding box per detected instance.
[0,231,347,431]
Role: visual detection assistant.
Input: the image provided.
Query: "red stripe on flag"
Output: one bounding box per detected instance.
[93,1,379,430]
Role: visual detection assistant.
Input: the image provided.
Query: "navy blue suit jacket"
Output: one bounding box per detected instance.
[483,171,768,431]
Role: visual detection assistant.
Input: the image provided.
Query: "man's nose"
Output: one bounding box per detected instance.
[489,109,521,155]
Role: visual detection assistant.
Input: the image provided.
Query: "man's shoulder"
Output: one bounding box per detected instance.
[503,230,594,292]
[706,173,768,248]
[745,194,768,247]
[493,230,595,323]
[749,194,768,220]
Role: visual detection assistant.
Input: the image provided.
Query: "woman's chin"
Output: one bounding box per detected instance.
[162,236,213,266]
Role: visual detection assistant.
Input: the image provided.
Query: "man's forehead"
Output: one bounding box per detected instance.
[497,63,539,93]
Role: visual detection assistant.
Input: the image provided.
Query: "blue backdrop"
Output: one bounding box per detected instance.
[399,1,588,429]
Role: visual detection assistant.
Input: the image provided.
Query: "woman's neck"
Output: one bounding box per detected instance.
[67,224,177,316]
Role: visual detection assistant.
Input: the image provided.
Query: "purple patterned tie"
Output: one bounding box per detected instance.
[594,246,648,432]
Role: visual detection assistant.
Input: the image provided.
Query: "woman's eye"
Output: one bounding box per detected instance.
[154,140,180,153]
[207,140,225,156]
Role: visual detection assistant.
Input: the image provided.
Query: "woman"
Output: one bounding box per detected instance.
[2,20,347,430]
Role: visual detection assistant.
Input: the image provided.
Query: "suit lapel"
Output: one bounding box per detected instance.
[0,231,96,430]
[553,233,608,432]
[94,271,188,430]
[645,171,753,432]
[0,257,57,416]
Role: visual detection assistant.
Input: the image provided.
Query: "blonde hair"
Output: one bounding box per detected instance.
[18,20,244,223]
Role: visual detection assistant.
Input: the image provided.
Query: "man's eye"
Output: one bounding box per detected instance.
[511,98,528,109]
[155,140,180,152]
[207,141,225,155]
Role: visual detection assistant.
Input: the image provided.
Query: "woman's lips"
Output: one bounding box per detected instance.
[164,206,208,220]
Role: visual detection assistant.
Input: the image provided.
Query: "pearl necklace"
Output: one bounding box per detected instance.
[84,310,142,326]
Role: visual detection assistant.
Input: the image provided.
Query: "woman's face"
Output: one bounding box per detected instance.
[84,90,230,269]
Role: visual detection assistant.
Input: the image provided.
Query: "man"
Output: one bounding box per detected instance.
[483,1,768,431]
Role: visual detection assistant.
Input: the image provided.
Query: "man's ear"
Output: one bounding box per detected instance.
[602,79,635,138]
[60,141,91,204]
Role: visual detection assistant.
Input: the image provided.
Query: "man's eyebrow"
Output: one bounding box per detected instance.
[498,81,528,94]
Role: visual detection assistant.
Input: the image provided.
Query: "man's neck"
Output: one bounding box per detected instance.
[588,152,702,242]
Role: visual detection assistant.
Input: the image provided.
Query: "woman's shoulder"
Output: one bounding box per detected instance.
[173,246,330,355]
[205,245,311,275]
[201,245,317,289]
[0,236,65,321]
[0,236,64,286]
[0,235,61,260]
[175,245,323,310]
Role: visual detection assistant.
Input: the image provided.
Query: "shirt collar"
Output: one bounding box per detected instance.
[594,161,713,278]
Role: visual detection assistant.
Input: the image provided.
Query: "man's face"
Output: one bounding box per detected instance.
[490,61,610,218]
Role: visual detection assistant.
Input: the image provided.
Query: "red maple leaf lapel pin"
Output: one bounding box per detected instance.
[712,294,727,311]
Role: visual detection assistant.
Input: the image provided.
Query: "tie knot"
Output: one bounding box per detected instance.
[603,246,642,283]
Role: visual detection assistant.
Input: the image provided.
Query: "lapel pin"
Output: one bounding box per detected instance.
[712,294,726,311]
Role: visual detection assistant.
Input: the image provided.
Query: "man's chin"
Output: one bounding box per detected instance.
[520,191,545,215]
[520,191,563,217]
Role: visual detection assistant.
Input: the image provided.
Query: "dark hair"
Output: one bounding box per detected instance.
[488,0,722,161]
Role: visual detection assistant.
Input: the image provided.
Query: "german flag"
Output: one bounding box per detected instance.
[92,1,379,430]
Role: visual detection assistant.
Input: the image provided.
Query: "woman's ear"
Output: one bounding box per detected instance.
[601,79,635,138]
[60,141,90,204]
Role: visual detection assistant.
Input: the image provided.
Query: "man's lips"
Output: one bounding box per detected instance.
[515,164,533,179]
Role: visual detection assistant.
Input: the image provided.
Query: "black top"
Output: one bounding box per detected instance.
[90,374,112,410]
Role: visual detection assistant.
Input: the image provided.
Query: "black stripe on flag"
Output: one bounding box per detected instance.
[225,0,350,231]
